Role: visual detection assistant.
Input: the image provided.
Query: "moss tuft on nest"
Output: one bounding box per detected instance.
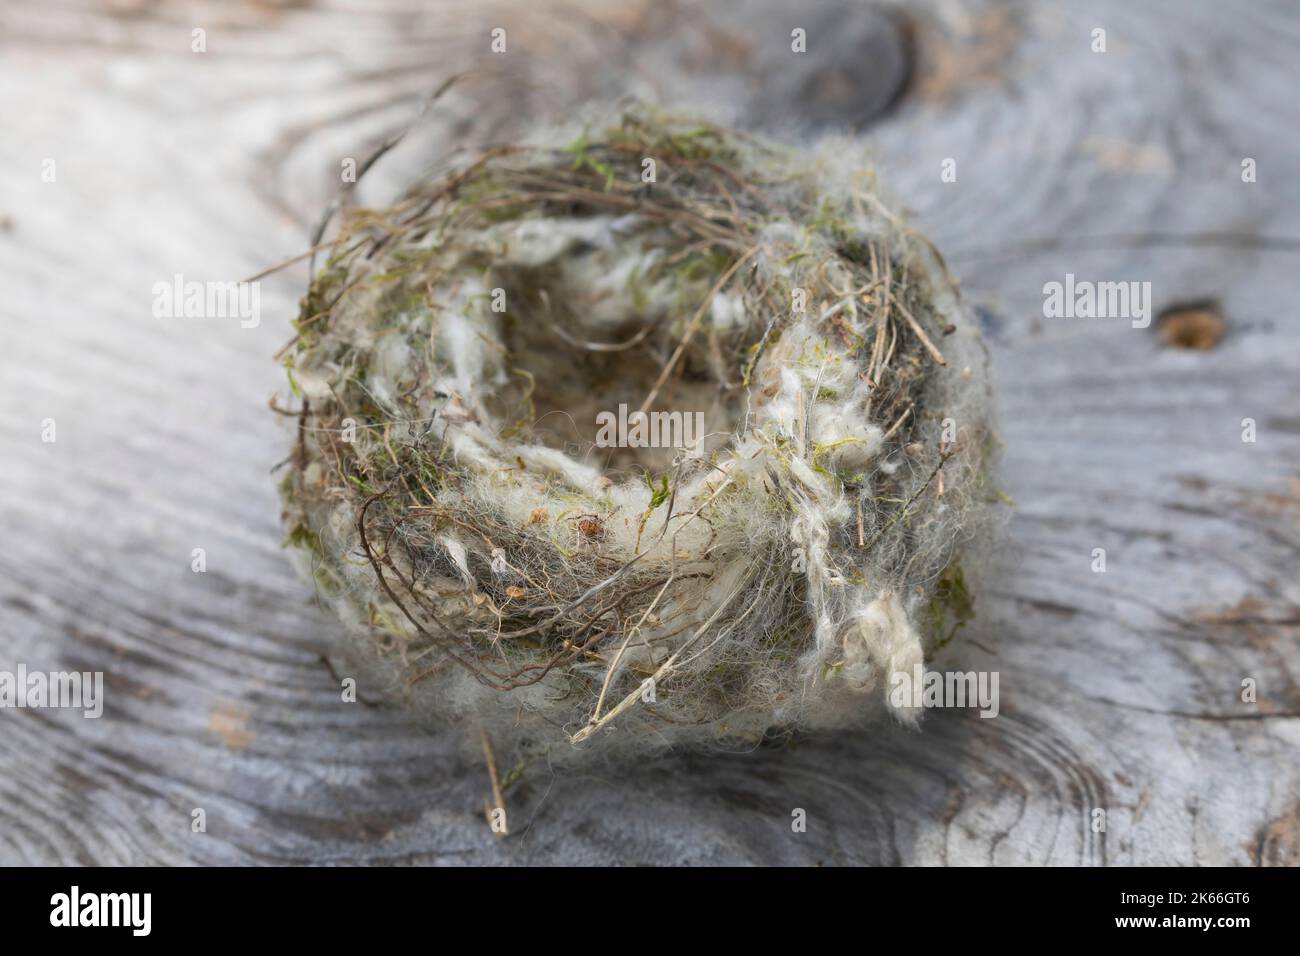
[277,106,1000,763]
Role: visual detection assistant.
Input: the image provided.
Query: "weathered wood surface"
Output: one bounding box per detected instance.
[1,0,1297,866]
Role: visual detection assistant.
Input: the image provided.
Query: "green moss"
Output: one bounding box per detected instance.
[565,129,618,190]
[925,563,975,651]
[811,437,868,478]
[284,523,317,551]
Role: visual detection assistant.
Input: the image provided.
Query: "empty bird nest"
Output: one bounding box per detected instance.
[275,104,1000,766]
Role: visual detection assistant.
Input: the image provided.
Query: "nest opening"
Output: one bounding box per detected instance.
[482,244,760,478]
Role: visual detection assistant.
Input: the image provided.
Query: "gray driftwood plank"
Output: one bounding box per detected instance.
[0,0,1296,865]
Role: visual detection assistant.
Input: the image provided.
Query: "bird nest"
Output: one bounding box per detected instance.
[276,106,999,764]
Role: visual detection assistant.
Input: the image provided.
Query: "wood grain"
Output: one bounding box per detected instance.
[1,0,1297,866]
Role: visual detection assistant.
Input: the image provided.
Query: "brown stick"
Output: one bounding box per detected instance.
[892,298,948,367]
[480,726,509,838]
[637,248,757,416]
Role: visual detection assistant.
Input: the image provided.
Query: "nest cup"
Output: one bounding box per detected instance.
[278,107,999,765]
